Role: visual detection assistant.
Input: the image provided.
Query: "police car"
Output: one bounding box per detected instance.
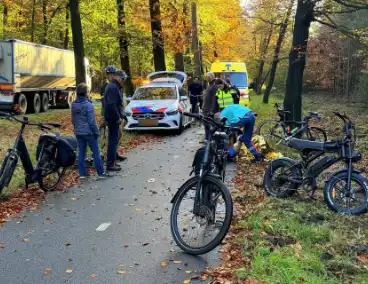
[124,71,191,133]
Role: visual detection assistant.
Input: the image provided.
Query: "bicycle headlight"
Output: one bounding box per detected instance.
[166,109,179,116]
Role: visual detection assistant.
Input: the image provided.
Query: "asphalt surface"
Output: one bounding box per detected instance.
[0,126,236,284]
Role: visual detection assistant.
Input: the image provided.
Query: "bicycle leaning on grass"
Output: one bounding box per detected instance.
[255,103,327,145]
[0,111,77,193]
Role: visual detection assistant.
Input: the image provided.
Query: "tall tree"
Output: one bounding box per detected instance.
[263,0,295,103]
[149,0,166,71]
[117,0,134,96]
[283,0,368,121]
[2,2,8,39]
[191,2,201,77]
[41,0,63,44]
[69,0,86,84]
[64,3,70,49]
[255,26,273,94]
[31,0,37,42]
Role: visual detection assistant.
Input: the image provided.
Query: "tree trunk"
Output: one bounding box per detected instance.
[191,2,201,77]
[117,0,134,97]
[283,0,315,122]
[31,0,37,42]
[174,53,184,71]
[255,27,273,94]
[69,0,86,85]
[3,3,8,39]
[64,4,70,49]
[263,0,294,103]
[42,0,48,44]
[149,0,166,71]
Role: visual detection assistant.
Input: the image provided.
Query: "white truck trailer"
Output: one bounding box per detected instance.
[0,39,92,114]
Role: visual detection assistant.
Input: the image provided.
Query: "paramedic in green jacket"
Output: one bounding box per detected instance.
[220,104,264,162]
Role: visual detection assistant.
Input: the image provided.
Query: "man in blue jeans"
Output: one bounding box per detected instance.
[219,104,264,162]
[103,69,128,171]
[71,83,109,179]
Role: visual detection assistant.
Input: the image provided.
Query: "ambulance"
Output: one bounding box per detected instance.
[210,60,250,107]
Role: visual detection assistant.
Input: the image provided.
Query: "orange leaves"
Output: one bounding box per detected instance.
[357,254,368,264]
[44,268,51,275]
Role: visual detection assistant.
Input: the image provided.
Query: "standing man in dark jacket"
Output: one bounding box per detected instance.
[203,72,218,141]
[103,69,128,171]
[188,76,204,113]
[100,65,117,116]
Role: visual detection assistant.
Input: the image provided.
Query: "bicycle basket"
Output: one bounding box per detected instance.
[36,134,59,171]
[57,136,78,168]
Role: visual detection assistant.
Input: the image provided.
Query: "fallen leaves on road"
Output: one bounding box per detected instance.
[183,280,191,284]
[160,262,168,267]
[65,242,71,246]
[118,270,127,274]
[44,268,51,275]
[357,254,368,264]
[142,242,150,246]
[23,238,29,243]
[0,130,163,223]
[0,245,4,248]
[66,269,73,273]
[173,260,182,264]
[90,274,96,278]
[185,270,192,274]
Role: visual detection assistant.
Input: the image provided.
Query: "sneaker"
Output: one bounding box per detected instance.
[106,165,121,172]
[116,154,127,162]
[97,172,112,179]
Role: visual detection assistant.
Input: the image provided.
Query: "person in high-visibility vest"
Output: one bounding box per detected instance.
[215,79,234,111]
[225,78,240,104]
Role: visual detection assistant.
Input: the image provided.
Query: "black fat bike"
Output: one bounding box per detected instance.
[263,112,368,215]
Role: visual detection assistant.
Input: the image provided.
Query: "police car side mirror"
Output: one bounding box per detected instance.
[126,97,132,103]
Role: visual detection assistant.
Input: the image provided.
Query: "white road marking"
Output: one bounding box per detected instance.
[96,222,112,231]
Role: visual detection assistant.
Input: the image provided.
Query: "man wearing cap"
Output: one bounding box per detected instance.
[100,66,117,116]
[103,69,128,172]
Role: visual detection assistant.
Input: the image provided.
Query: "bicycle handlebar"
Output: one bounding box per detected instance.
[0,111,62,129]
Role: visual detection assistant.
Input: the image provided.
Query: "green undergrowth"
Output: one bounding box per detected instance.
[235,198,368,284]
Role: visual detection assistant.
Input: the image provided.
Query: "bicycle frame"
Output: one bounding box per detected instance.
[11,122,40,185]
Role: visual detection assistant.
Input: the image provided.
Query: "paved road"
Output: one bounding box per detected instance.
[0,127,236,284]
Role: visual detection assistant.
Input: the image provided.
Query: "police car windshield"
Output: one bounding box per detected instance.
[133,87,177,100]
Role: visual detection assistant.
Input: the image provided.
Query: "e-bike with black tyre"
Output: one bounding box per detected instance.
[263,112,368,215]
[170,112,234,255]
[0,111,75,193]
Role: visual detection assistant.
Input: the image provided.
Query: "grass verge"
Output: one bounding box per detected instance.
[209,93,368,284]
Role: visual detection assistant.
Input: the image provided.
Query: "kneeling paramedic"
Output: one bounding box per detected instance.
[219,104,264,162]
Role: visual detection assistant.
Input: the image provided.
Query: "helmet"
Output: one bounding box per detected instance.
[104,65,117,73]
